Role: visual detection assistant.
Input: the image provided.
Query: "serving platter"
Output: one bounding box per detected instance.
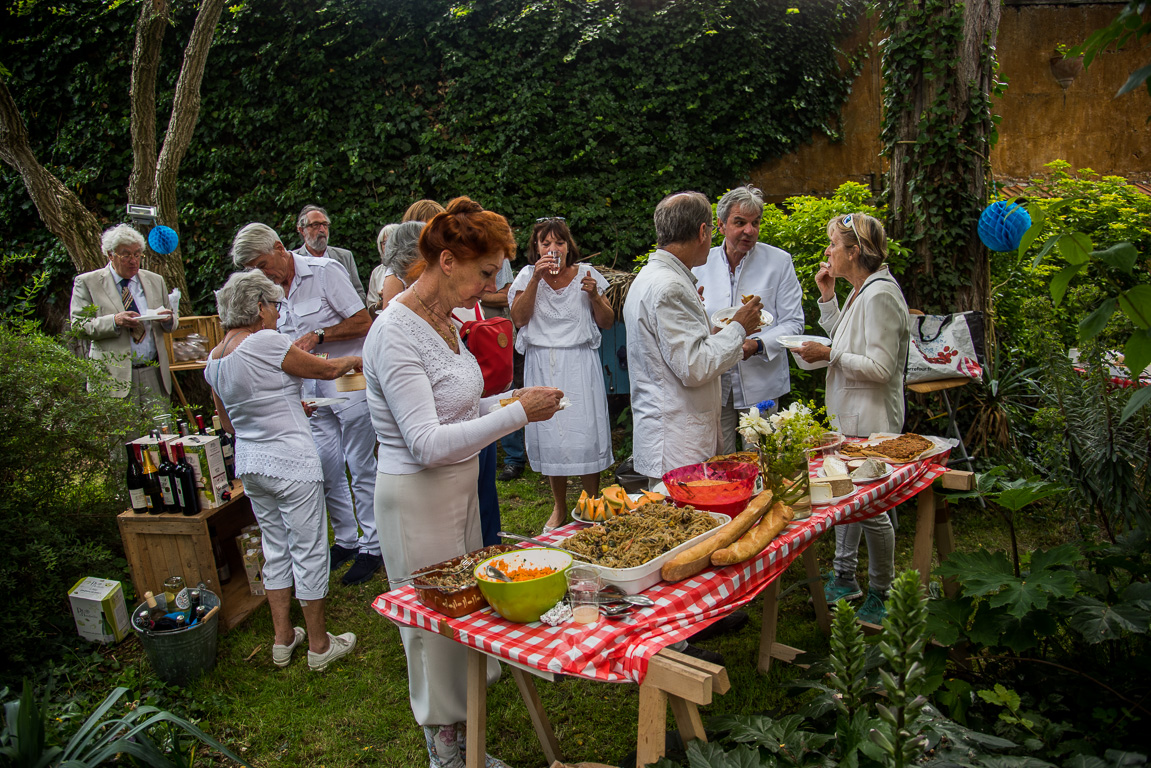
[817,463,893,485]
[570,493,645,525]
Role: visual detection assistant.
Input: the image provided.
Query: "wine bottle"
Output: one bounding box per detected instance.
[157,442,178,513]
[126,444,147,513]
[144,591,167,625]
[209,525,232,584]
[139,443,164,514]
[195,415,209,436]
[177,420,190,437]
[213,412,237,482]
[173,443,200,516]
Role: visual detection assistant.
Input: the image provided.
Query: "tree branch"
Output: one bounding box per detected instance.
[128,0,169,207]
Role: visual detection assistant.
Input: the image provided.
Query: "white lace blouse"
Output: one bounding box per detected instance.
[364,301,528,475]
[204,330,323,482]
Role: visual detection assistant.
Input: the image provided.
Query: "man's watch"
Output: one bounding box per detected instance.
[314,328,325,344]
[755,338,765,355]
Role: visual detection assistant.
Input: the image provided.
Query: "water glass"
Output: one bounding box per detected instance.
[548,250,561,275]
[566,564,602,625]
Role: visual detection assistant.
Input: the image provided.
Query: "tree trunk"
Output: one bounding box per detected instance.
[0,79,105,273]
[128,0,168,208]
[881,0,1000,320]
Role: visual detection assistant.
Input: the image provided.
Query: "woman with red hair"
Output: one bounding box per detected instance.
[363,197,562,768]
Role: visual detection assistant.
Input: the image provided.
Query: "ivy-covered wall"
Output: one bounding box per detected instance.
[0,0,862,319]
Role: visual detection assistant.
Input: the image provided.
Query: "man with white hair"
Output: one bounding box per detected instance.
[232,222,381,586]
[69,223,178,408]
[693,185,805,452]
[624,192,764,487]
[293,204,367,307]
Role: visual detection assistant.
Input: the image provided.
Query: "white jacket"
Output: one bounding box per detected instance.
[624,250,746,479]
[693,242,806,407]
[817,266,910,437]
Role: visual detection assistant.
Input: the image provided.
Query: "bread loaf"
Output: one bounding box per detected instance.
[660,489,774,582]
[710,501,795,566]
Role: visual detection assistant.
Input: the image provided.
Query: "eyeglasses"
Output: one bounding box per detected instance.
[535,216,566,223]
[263,300,283,311]
[304,221,330,230]
[114,249,144,261]
[843,213,861,241]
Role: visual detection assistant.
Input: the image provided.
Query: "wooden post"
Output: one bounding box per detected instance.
[509,667,561,766]
[803,547,831,634]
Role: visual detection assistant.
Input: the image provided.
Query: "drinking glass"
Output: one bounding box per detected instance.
[547,250,561,276]
[567,564,602,625]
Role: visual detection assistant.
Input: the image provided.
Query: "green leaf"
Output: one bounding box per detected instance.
[1058,232,1092,265]
[1119,384,1151,424]
[1017,209,1046,259]
[936,549,1014,596]
[1117,285,1151,330]
[1060,594,1151,643]
[1049,263,1086,306]
[994,480,1065,513]
[1079,299,1118,343]
[986,568,1079,618]
[1092,242,1139,273]
[1117,62,1151,96]
[1032,234,1060,269]
[1122,329,1151,398]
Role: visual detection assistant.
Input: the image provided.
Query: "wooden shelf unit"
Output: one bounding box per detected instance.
[117,480,265,632]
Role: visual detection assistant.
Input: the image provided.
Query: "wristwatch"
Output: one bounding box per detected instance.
[314,328,325,344]
[755,338,765,355]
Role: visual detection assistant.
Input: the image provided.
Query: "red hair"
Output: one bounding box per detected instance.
[409,197,515,280]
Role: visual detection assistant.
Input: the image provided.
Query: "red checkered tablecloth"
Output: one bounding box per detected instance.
[373,456,947,684]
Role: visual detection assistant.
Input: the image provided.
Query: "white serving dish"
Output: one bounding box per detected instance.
[554,511,728,594]
[818,463,892,485]
[711,307,774,330]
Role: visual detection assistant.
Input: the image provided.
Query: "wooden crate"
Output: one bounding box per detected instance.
[117,480,265,632]
[165,315,223,372]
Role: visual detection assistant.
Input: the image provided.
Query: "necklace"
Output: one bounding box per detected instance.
[414,289,459,353]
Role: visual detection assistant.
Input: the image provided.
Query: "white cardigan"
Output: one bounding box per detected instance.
[817,266,910,437]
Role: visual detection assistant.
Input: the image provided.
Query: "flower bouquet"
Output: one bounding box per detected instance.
[738,400,829,506]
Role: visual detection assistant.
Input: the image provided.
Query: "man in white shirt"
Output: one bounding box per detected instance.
[233,223,381,585]
[693,185,805,452]
[624,192,764,487]
[70,224,177,410]
[293,205,367,308]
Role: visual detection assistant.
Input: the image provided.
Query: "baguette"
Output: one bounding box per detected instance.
[660,489,774,582]
[710,501,794,566]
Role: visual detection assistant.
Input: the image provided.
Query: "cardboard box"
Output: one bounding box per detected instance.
[68,577,131,644]
[236,531,265,596]
[177,435,230,508]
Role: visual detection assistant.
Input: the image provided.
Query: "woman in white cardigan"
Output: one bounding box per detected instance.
[796,213,909,624]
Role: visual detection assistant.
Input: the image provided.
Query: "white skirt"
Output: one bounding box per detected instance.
[523,343,614,476]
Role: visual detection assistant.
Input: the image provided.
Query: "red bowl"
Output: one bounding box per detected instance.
[662,461,759,518]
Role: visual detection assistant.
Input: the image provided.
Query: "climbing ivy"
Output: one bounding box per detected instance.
[1,0,863,317]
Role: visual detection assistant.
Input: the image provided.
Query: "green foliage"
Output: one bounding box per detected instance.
[0,321,152,682]
[0,680,249,767]
[1070,0,1151,101]
[0,0,864,317]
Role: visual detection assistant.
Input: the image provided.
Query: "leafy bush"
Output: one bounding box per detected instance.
[0,321,151,683]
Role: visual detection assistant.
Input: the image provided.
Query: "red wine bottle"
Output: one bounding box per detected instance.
[213,412,236,482]
[195,415,209,436]
[173,443,201,516]
[157,441,178,513]
[126,444,147,514]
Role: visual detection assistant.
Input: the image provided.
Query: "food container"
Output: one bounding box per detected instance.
[412,544,515,618]
[662,461,759,518]
[335,371,366,392]
[554,511,728,594]
[474,549,573,623]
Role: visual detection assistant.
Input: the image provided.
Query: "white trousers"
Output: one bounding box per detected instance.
[242,473,329,600]
[310,397,380,555]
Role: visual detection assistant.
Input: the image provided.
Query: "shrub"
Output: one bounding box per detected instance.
[0,321,151,683]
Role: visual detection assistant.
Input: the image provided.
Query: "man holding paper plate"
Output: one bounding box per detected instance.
[70,224,178,410]
[693,185,805,453]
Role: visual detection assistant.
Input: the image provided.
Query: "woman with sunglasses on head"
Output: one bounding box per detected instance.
[795,212,909,624]
[509,217,616,532]
[206,270,363,671]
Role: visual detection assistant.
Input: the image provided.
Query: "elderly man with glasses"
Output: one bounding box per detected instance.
[69,223,179,409]
[233,222,383,586]
[692,185,805,452]
[292,204,367,308]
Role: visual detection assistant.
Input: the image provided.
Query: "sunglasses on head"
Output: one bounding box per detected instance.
[843,213,861,241]
[535,216,566,223]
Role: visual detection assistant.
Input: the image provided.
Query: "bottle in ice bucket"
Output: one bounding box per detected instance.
[163,575,185,608]
[135,607,153,631]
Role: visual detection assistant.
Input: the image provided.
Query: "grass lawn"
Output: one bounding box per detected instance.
[79,460,1075,768]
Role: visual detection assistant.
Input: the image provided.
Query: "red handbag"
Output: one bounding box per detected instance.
[459,316,514,397]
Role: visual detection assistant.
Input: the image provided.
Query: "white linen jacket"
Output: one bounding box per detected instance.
[69,266,178,397]
[693,242,806,407]
[624,250,746,479]
[817,266,910,437]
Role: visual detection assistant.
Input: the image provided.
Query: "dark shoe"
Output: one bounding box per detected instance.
[686,610,748,643]
[329,544,357,571]
[497,463,524,481]
[341,552,383,585]
[679,643,725,667]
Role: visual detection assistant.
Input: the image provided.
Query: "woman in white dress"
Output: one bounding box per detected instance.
[796,213,909,625]
[206,270,361,671]
[509,218,616,531]
[363,197,562,768]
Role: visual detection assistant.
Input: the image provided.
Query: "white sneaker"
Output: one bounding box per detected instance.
[307,631,356,671]
[271,626,305,668]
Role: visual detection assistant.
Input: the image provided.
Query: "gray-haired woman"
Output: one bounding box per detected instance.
[206,271,363,671]
[368,222,402,315]
[378,220,426,307]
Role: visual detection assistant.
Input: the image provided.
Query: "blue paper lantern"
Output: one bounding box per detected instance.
[148,225,179,255]
[978,200,1032,253]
